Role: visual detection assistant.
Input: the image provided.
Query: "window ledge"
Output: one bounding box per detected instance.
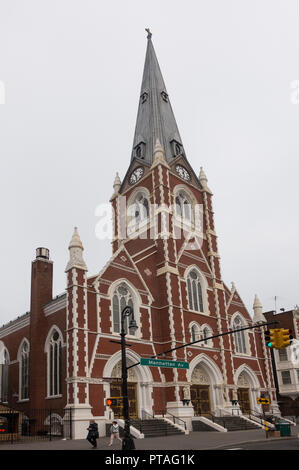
[187,309,209,316]
[233,352,251,358]
[46,395,63,400]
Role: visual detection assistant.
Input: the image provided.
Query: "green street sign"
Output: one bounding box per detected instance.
[140,358,189,369]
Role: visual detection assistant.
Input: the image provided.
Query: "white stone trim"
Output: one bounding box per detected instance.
[195,416,227,432]
[43,296,66,316]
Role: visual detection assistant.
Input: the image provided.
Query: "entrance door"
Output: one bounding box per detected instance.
[190,385,211,416]
[109,382,138,419]
[237,388,251,414]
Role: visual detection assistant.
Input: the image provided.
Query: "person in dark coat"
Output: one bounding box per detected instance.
[86,420,99,448]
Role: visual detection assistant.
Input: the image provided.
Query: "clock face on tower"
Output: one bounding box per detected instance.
[175,164,190,181]
[129,166,144,185]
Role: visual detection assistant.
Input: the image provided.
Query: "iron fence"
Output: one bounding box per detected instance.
[0,406,72,444]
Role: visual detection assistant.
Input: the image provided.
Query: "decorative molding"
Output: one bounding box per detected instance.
[156,265,179,277]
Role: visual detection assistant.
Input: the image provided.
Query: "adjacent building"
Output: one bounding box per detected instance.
[263,308,299,419]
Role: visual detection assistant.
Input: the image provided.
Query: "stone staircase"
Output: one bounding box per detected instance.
[210,415,261,431]
[129,418,186,437]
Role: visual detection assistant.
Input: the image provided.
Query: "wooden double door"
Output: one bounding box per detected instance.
[190,385,211,416]
[109,382,138,419]
[237,388,251,414]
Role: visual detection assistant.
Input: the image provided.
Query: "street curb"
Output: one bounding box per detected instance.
[209,436,298,450]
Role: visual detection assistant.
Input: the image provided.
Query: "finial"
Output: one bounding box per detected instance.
[145,28,152,39]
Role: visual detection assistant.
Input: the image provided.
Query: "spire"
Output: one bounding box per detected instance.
[65,227,87,272]
[131,31,185,164]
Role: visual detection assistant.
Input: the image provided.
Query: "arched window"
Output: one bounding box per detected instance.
[19,340,29,400]
[175,190,193,223]
[187,270,204,312]
[190,324,200,343]
[47,329,62,397]
[1,349,9,402]
[112,284,136,335]
[202,326,213,347]
[127,190,149,234]
[233,316,247,354]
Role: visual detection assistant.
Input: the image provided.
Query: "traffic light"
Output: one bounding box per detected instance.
[106,398,119,406]
[276,329,293,349]
[264,329,276,348]
[264,328,293,349]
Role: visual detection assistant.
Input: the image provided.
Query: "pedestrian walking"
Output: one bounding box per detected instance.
[108,420,122,446]
[86,420,99,448]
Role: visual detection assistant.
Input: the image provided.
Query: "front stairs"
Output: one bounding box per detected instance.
[129,418,186,437]
[207,415,261,431]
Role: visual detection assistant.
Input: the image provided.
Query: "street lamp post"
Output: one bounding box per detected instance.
[120,305,138,450]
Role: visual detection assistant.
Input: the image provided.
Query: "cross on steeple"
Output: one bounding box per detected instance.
[145,28,152,38]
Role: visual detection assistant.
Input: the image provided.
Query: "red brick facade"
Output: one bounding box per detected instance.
[0,36,281,438]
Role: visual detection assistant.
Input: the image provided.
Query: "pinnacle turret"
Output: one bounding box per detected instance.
[65,227,87,272]
[253,294,266,323]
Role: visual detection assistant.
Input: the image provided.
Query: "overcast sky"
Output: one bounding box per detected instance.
[0,0,298,326]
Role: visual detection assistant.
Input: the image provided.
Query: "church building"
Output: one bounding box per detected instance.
[0,32,279,438]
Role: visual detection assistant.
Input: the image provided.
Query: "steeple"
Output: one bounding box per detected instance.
[131,30,185,164]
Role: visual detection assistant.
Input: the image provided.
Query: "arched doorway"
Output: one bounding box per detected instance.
[102,350,154,420]
[109,362,138,419]
[236,372,251,414]
[190,365,211,416]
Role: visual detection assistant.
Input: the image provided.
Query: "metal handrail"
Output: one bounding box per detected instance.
[162,411,187,430]
[246,409,278,426]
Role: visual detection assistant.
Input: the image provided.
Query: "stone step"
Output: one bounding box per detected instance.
[211,416,260,431]
[129,419,185,437]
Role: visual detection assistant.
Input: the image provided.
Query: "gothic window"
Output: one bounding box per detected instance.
[128,190,149,234]
[19,340,29,400]
[171,140,184,158]
[190,324,200,343]
[112,284,135,335]
[136,145,142,159]
[47,329,62,397]
[187,270,204,312]
[175,190,193,224]
[201,325,213,347]
[175,143,181,155]
[1,349,9,402]
[134,142,145,160]
[233,316,247,354]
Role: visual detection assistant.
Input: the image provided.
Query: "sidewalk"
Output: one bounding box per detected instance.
[0,426,298,450]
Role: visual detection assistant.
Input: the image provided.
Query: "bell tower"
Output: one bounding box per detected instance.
[108,31,226,415]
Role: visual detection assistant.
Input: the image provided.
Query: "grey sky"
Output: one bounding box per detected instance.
[0,0,298,326]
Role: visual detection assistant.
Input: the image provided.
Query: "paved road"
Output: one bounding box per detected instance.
[220,438,299,450]
[0,426,298,451]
